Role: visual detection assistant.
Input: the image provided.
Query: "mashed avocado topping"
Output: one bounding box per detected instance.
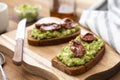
[57,36,104,67]
[31,23,80,40]
[16,4,39,22]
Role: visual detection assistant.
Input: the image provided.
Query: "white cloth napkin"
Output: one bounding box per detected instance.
[79,0,120,53]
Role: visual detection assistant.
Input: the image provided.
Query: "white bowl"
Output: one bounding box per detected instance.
[0,2,9,33]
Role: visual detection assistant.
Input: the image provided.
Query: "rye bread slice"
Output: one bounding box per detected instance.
[27,30,80,46]
[52,45,105,75]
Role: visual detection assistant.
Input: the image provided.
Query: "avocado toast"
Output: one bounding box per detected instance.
[52,31,105,75]
[27,17,80,46]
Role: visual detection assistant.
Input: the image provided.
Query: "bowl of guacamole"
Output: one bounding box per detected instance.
[15,4,41,22]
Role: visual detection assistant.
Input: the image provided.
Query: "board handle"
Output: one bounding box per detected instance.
[85,61,120,80]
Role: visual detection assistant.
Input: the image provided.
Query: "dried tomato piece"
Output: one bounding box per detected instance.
[70,40,85,57]
[35,24,41,29]
[81,33,96,43]
[61,18,75,29]
[35,23,61,31]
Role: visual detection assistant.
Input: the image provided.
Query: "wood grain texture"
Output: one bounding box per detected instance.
[0,0,120,80]
[13,39,24,65]
[0,0,97,33]
[0,0,50,32]
[0,23,120,80]
[0,40,45,80]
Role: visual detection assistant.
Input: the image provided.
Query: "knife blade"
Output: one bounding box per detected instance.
[85,61,120,80]
[12,18,27,66]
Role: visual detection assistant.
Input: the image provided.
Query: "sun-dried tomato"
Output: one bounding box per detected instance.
[81,33,96,43]
[61,18,75,29]
[70,40,85,57]
[35,23,61,31]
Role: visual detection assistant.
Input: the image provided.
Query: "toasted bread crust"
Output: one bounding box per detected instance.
[27,30,80,46]
[52,45,105,75]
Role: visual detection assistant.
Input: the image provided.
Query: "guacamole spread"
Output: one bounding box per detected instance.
[57,36,104,67]
[16,4,39,22]
[31,23,80,40]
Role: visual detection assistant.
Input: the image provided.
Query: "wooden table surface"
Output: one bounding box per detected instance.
[0,1,49,80]
[0,0,98,32]
[0,0,49,80]
[1,0,120,80]
[0,0,50,32]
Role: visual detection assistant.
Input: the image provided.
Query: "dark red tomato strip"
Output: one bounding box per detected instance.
[35,23,61,31]
[61,18,75,29]
[70,40,85,57]
[81,33,96,43]
[35,18,76,31]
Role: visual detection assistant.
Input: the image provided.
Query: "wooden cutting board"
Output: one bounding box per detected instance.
[0,20,120,80]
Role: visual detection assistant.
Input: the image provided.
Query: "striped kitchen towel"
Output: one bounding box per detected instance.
[79,0,120,53]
